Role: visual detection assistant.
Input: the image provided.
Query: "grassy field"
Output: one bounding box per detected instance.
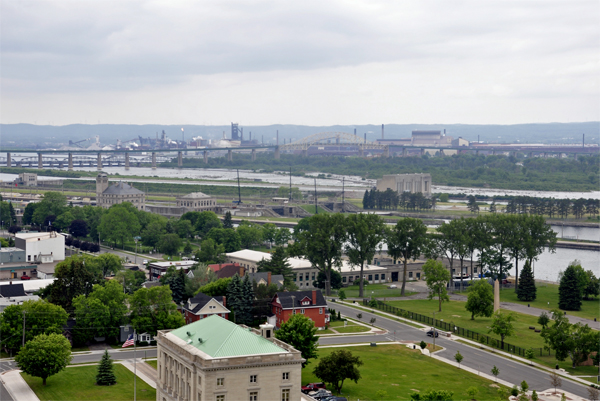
[22,364,156,401]
[145,360,157,370]
[302,345,505,400]
[386,299,547,350]
[328,319,371,334]
[338,283,417,299]
[499,282,600,321]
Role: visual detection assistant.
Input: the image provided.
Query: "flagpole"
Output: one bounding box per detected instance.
[134,329,137,401]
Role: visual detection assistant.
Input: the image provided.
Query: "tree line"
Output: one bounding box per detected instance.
[503,196,599,219]
[362,189,436,211]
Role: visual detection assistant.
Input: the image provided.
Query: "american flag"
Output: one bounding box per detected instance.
[122,333,135,348]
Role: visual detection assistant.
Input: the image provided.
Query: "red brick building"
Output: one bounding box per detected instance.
[183,293,230,324]
[271,290,329,328]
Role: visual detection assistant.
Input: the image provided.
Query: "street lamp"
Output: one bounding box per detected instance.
[134,236,141,264]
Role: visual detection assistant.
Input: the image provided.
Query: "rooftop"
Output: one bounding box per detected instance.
[15,232,65,242]
[226,249,312,268]
[167,315,286,358]
[149,260,197,269]
[178,192,213,199]
[102,181,144,195]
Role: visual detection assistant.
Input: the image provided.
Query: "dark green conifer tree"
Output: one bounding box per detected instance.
[96,350,117,386]
[558,264,583,310]
[226,274,243,322]
[238,274,254,325]
[516,260,537,301]
[223,211,233,229]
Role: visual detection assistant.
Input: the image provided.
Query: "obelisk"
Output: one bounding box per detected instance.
[494,279,500,312]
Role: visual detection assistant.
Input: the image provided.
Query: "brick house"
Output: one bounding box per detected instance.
[183,293,230,324]
[271,290,329,329]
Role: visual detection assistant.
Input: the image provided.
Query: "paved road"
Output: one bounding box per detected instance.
[330,301,593,398]
[0,360,16,401]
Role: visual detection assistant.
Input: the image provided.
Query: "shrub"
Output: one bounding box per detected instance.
[419,341,427,349]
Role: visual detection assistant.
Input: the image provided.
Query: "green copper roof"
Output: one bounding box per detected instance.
[169,315,286,358]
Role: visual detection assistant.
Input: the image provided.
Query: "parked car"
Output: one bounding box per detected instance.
[426,329,439,337]
[309,389,332,399]
[388,284,397,289]
[20,275,31,280]
[302,382,326,394]
[321,397,348,401]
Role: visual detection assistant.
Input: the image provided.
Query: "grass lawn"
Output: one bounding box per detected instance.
[335,325,371,334]
[302,345,505,400]
[386,299,548,350]
[22,364,156,401]
[301,205,330,214]
[145,360,157,370]
[339,283,416,299]
[499,282,600,321]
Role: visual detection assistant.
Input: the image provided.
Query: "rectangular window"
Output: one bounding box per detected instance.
[293,310,296,315]
[301,309,305,314]
[305,273,309,280]
[281,389,290,401]
[250,375,257,383]
[319,308,322,314]
[342,276,347,283]
[217,378,224,386]
[381,274,385,280]
[375,274,379,280]
[474,267,478,273]
[249,392,258,401]
[217,395,225,401]
[409,272,413,278]
[282,372,289,380]
[198,376,202,384]
[311,273,315,280]
[368,275,373,281]
[299,275,303,281]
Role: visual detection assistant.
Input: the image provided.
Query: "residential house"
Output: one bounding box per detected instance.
[271,290,329,329]
[182,293,229,324]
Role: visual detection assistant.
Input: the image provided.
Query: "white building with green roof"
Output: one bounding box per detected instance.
[156,315,304,401]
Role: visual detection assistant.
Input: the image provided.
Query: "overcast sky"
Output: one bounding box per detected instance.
[1,0,598,126]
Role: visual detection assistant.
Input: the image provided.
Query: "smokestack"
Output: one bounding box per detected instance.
[382,124,384,139]
[249,132,252,141]
[262,135,264,144]
[583,133,585,148]
[241,128,244,141]
[277,130,279,145]
[354,128,356,135]
[364,133,366,143]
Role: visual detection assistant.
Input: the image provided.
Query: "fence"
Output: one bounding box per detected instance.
[363,299,553,358]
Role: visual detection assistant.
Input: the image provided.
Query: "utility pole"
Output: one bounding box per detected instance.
[342,177,345,212]
[289,167,292,201]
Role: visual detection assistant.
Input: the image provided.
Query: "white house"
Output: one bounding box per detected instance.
[14,232,65,263]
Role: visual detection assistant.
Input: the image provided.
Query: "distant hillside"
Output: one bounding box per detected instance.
[1,122,598,149]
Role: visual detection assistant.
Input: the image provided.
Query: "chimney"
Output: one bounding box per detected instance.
[222,296,226,307]
[267,271,272,285]
[312,290,317,305]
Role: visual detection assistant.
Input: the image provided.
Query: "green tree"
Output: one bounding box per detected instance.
[31,192,67,226]
[160,267,189,305]
[538,311,550,329]
[69,219,88,238]
[72,280,127,345]
[15,333,72,385]
[226,274,243,321]
[174,218,194,239]
[467,195,479,214]
[196,238,226,264]
[454,351,463,367]
[206,228,241,252]
[158,233,183,257]
[290,214,347,296]
[96,349,117,385]
[44,256,103,310]
[239,274,254,324]
[237,222,263,249]
[583,270,600,300]
[338,289,346,301]
[312,349,362,394]
[345,213,385,298]
[517,260,537,301]
[115,269,147,294]
[559,261,583,310]
[525,348,535,365]
[129,286,185,335]
[488,312,516,349]
[223,211,233,229]
[183,241,193,255]
[491,365,500,382]
[313,270,342,290]
[385,218,428,296]
[522,215,557,272]
[141,220,167,248]
[0,300,68,352]
[275,314,318,367]
[274,227,292,246]
[541,310,600,368]
[94,253,123,277]
[256,247,294,287]
[465,279,494,320]
[196,277,232,296]
[422,259,451,312]
[261,223,278,248]
[466,386,479,400]
[98,204,141,248]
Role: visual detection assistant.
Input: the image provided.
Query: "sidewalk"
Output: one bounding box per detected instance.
[120,359,157,389]
[0,370,40,401]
